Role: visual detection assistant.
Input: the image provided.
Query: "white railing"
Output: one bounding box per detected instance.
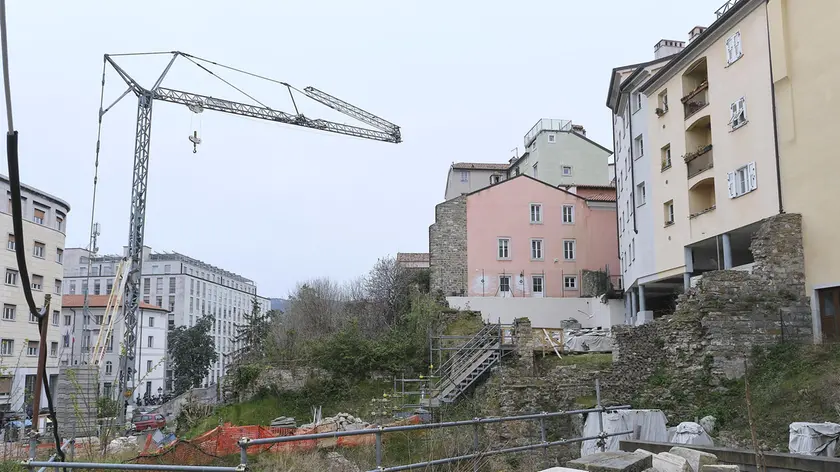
[524,119,572,147]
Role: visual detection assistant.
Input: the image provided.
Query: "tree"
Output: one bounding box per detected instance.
[168,316,218,395]
[364,257,412,329]
[230,295,274,365]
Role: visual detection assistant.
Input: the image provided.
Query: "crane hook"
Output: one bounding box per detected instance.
[189,130,202,154]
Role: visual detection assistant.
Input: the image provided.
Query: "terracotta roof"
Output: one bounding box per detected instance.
[397,252,430,263]
[585,192,617,202]
[452,162,509,171]
[62,295,169,312]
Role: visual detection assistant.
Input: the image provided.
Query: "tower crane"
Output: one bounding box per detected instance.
[98,51,401,424]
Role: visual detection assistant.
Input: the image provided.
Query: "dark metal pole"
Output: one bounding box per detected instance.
[596,379,605,452]
[32,294,52,433]
[472,421,480,472]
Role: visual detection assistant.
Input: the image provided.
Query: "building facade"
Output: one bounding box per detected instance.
[431,175,619,299]
[443,120,612,200]
[60,295,168,401]
[62,247,271,391]
[0,176,70,414]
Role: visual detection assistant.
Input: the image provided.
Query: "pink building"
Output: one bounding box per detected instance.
[466,175,619,298]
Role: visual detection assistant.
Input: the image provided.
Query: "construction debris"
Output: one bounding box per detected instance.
[300,412,370,432]
[270,416,296,428]
[106,435,140,455]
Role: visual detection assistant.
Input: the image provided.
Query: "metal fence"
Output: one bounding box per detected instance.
[23,382,630,471]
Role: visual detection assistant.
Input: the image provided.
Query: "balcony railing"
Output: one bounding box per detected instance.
[523,119,572,147]
[685,144,714,179]
[682,81,709,119]
[715,0,744,18]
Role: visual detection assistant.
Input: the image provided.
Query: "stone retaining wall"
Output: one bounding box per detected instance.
[429,196,467,296]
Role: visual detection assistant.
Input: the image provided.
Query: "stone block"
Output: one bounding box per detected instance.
[633,449,653,457]
[669,446,717,472]
[538,468,586,472]
[652,452,691,472]
[700,466,739,472]
[567,451,652,472]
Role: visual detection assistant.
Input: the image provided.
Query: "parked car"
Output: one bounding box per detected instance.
[131,413,166,432]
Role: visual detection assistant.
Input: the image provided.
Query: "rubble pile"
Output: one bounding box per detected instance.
[270,416,296,428]
[301,412,370,432]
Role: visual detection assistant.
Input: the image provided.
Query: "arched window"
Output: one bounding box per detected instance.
[105,361,113,375]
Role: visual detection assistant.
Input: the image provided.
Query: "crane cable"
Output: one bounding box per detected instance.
[0,0,66,466]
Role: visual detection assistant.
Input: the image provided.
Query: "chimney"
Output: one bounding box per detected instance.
[688,26,707,43]
[571,124,586,137]
[654,39,686,59]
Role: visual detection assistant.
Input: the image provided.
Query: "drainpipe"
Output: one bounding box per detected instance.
[765,0,784,214]
[627,94,639,234]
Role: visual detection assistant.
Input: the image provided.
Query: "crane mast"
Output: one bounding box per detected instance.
[101,51,401,424]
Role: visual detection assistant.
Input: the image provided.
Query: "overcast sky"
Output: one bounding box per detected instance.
[4,0,725,297]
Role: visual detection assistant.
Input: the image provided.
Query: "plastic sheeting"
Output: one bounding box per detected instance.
[669,422,714,446]
[789,422,840,457]
[564,332,614,353]
[580,409,668,457]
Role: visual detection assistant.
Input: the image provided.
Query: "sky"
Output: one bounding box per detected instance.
[3,0,727,298]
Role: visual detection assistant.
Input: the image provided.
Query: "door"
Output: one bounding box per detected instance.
[531,276,544,298]
[818,287,840,342]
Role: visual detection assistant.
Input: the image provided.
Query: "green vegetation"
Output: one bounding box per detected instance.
[537,353,613,369]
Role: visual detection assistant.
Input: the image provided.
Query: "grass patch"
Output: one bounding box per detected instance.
[444,313,484,336]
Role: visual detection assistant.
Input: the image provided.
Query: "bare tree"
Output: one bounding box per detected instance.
[364,257,412,329]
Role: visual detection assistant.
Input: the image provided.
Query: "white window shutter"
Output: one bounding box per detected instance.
[725,37,734,63]
[727,172,737,198]
[734,32,742,56]
[739,97,747,122]
[748,162,757,190]
[729,102,738,125]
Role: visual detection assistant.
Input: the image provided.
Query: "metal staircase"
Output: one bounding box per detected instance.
[426,324,503,406]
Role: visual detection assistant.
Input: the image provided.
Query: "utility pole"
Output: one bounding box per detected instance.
[31,294,51,431]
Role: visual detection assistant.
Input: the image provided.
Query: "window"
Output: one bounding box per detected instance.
[5,269,17,286]
[631,239,636,261]
[62,334,69,348]
[725,31,742,65]
[92,266,100,276]
[94,315,103,325]
[169,277,176,293]
[562,205,575,224]
[636,182,646,207]
[103,382,112,397]
[491,174,501,184]
[63,314,71,326]
[664,200,675,226]
[148,316,155,328]
[69,281,76,294]
[55,212,64,232]
[147,360,153,373]
[50,342,58,357]
[56,248,63,263]
[33,242,45,258]
[156,296,163,307]
[93,279,100,295]
[0,339,13,356]
[54,279,62,294]
[514,167,520,176]
[190,279,194,295]
[547,134,556,143]
[562,166,572,176]
[530,239,544,260]
[169,296,175,311]
[3,304,14,320]
[728,162,757,198]
[156,277,163,293]
[147,336,154,348]
[106,279,113,294]
[105,361,113,375]
[497,238,510,259]
[530,204,542,223]
[27,341,38,356]
[164,264,171,274]
[634,93,642,112]
[563,240,576,261]
[499,276,511,293]
[6,234,13,250]
[661,145,672,170]
[532,163,539,179]
[635,135,644,158]
[33,208,45,225]
[531,275,545,296]
[657,90,669,114]
[52,310,58,326]
[32,274,43,291]
[460,171,469,183]
[144,277,151,295]
[564,276,578,290]
[730,97,747,129]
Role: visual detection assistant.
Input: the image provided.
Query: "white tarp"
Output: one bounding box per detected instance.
[669,422,714,446]
[580,409,668,457]
[789,422,840,456]
[564,333,614,353]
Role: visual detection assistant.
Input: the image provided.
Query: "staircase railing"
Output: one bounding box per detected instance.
[432,323,501,403]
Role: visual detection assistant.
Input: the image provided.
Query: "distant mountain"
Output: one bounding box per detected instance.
[270,298,290,313]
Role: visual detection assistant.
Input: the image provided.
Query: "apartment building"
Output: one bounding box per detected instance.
[60,295,168,401]
[0,176,70,413]
[62,247,271,391]
[430,174,618,298]
[443,120,612,200]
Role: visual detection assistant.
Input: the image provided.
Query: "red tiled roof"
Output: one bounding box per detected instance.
[62,295,169,312]
[574,184,616,190]
[452,162,509,171]
[397,252,430,263]
[585,192,617,202]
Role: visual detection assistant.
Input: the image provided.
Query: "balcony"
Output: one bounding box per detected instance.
[523,119,572,147]
[681,58,709,120]
[688,177,716,218]
[685,144,714,179]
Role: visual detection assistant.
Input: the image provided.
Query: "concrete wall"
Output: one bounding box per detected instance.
[768,0,840,340]
[446,296,625,329]
[465,176,618,298]
[444,167,501,201]
[429,196,467,296]
[519,131,612,188]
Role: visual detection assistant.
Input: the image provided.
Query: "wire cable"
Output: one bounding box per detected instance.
[179,53,272,110]
[0,0,65,465]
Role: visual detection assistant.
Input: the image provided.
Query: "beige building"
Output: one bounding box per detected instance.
[0,176,70,413]
[443,120,612,200]
[767,0,840,341]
